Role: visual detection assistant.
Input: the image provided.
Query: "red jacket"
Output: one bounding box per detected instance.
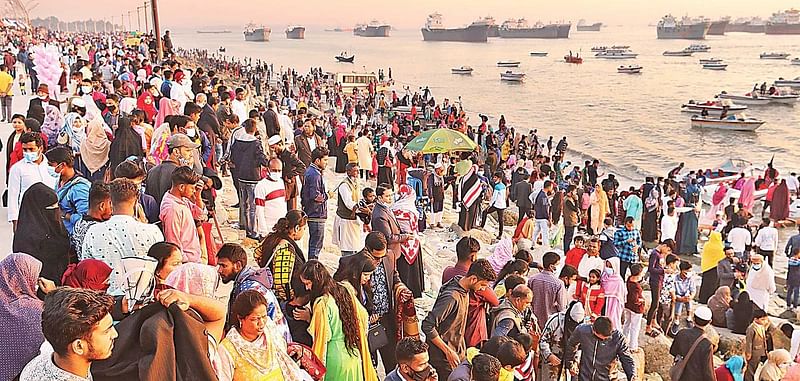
[714,365,735,381]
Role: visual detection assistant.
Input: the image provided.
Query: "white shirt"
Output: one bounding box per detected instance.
[754,226,779,251]
[231,99,248,125]
[727,227,752,253]
[20,350,92,381]
[8,158,57,222]
[81,215,164,295]
[787,176,800,194]
[332,180,363,252]
[278,113,294,145]
[254,175,287,236]
[660,214,679,242]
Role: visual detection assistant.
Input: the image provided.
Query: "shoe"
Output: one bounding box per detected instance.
[231,203,240,208]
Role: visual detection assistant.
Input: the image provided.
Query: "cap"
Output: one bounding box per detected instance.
[434,162,443,170]
[71,98,86,108]
[694,305,712,321]
[168,133,200,150]
[268,135,282,146]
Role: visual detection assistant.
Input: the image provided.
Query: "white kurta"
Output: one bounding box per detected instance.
[745,266,776,311]
[332,182,363,252]
[254,176,288,236]
[355,136,373,170]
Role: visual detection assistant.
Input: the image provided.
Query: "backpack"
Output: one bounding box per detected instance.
[599,230,619,260]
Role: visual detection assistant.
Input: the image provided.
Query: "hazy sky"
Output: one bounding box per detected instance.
[33,0,800,29]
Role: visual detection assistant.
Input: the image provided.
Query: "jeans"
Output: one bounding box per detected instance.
[308,220,325,260]
[532,219,550,247]
[789,284,800,308]
[619,260,632,280]
[563,225,576,253]
[0,95,11,121]
[238,182,257,236]
[480,206,505,238]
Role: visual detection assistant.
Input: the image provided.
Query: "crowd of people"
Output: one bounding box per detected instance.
[4,21,800,381]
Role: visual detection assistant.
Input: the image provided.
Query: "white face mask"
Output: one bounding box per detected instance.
[81,86,92,93]
[185,128,196,138]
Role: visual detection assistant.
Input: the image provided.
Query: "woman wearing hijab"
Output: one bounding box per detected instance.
[108,116,145,177]
[391,184,425,298]
[61,259,113,291]
[746,254,776,311]
[334,125,348,174]
[699,231,725,303]
[715,355,745,381]
[41,104,64,147]
[601,258,625,330]
[708,286,732,328]
[0,254,46,381]
[706,183,729,220]
[676,207,699,255]
[155,97,180,128]
[770,179,791,221]
[60,112,88,173]
[730,291,756,334]
[754,349,792,381]
[589,186,608,235]
[12,183,70,283]
[740,178,757,214]
[79,118,111,181]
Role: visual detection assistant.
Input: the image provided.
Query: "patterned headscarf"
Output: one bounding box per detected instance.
[0,254,45,381]
[165,263,220,298]
[41,104,64,146]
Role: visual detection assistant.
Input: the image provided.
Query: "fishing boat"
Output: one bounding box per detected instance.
[685,43,711,52]
[775,77,800,87]
[529,51,548,57]
[703,63,727,70]
[681,100,747,115]
[497,60,521,67]
[218,46,226,53]
[617,65,642,74]
[335,52,355,63]
[595,50,638,59]
[760,52,791,59]
[663,50,693,56]
[564,52,583,64]
[699,58,723,64]
[500,71,525,82]
[716,92,771,105]
[792,58,800,65]
[690,115,765,131]
[451,66,474,74]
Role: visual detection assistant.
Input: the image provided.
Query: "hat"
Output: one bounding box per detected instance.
[268,135,282,146]
[694,305,712,321]
[168,133,200,150]
[434,162,443,170]
[72,98,86,108]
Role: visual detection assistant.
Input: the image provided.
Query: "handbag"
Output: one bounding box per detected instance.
[367,323,389,353]
[287,343,326,381]
[669,334,707,380]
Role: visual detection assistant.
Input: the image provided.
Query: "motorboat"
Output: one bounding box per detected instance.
[716,92,771,105]
[663,50,693,56]
[529,51,548,57]
[500,71,525,82]
[679,158,761,186]
[685,43,711,52]
[681,100,747,115]
[792,58,800,65]
[335,52,355,62]
[775,77,800,87]
[699,58,723,64]
[700,183,768,205]
[595,50,638,59]
[760,52,791,59]
[766,93,800,104]
[617,65,642,74]
[218,46,226,53]
[564,52,583,64]
[497,60,521,67]
[690,115,765,131]
[451,66,474,74]
[703,63,727,70]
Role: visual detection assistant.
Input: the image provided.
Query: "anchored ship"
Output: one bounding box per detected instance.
[707,17,730,35]
[244,23,270,41]
[556,23,572,38]
[354,20,391,37]
[576,19,602,31]
[473,16,500,37]
[498,18,559,38]
[728,17,765,33]
[766,9,800,34]
[285,26,305,39]
[656,15,710,39]
[420,13,489,42]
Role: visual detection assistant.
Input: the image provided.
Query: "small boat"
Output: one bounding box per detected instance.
[699,58,723,64]
[680,158,761,186]
[685,44,711,52]
[617,65,642,74]
[335,52,355,63]
[792,58,800,65]
[500,71,525,82]
[775,77,800,88]
[529,51,548,57]
[716,92,771,105]
[760,52,791,59]
[681,100,747,115]
[564,52,583,64]
[766,93,800,104]
[663,50,693,56]
[690,115,765,132]
[595,50,638,59]
[451,66,474,74]
[497,60,521,67]
[703,63,728,70]
[218,46,226,53]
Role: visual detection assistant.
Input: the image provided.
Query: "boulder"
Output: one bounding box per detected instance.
[451,223,495,244]
[643,373,664,381]
[632,348,646,381]
[503,210,518,226]
[640,328,673,377]
[716,331,744,358]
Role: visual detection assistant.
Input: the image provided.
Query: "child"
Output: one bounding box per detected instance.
[584,268,605,321]
[564,235,586,269]
[623,264,645,351]
[672,260,696,331]
[17,73,26,95]
[512,333,535,381]
[787,251,800,310]
[745,309,776,379]
[657,254,680,335]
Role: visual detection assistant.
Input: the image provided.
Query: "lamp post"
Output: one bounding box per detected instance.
[152,0,162,60]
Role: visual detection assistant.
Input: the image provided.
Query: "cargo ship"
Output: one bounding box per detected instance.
[656,15,710,39]
[420,13,489,42]
[498,18,560,38]
[707,17,730,35]
[473,16,500,37]
[556,23,572,38]
[354,20,391,37]
[285,26,305,39]
[727,17,765,33]
[766,9,800,35]
[244,23,270,41]
[576,20,602,31]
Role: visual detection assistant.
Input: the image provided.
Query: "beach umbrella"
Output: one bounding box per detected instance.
[404,128,477,153]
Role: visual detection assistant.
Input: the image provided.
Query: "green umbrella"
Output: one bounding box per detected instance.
[403,128,478,153]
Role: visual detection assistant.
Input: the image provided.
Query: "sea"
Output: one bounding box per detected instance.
[173,24,800,182]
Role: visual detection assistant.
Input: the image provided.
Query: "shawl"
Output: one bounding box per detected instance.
[724,355,745,381]
[601,258,625,301]
[149,122,171,164]
[707,286,731,317]
[756,349,791,381]
[62,112,87,154]
[460,165,482,209]
[155,97,180,127]
[119,97,137,115]
[392,184,421,265]
[165,263,220,298]
[712,183,728,206]
[676,208,699,254]
[739,178,757,213]
[0,253,45,381]
[41,104,64,146]
[80,118,111,172]
[745,260,776,295]
[222,325,310,381]
[770,180,791,221]
[487,237,514,275]
[62,259,113,291]
[701,231,725,272]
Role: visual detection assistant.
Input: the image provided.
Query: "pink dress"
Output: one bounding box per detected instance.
[601,258,626,330]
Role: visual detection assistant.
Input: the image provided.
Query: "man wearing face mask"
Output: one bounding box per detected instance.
[103,94,128,131]
[563,316,637,381]
[254,158,287,237]
[26,83,59,125]
[146,132,199,206]
[44,147,91,234]
[230,119,268,240]
[386,338,438,381]
[8,132,56,231]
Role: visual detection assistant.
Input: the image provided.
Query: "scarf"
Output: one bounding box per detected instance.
[460,165,482,209]
[41,104,64,144]
[0,254,45,381]
[62,259,112,291]
[62,112,87,153]
[725,355,745,381]
[707,286,731,313]
[155,97,180,127]
[701,231,725,272]
[165,263,220,298]
[759,349,791,381]
[392,184,421,265]
[79,118,111,172]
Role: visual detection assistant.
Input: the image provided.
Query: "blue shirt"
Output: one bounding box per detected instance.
[56,175,91,234]
[613,226,642,263]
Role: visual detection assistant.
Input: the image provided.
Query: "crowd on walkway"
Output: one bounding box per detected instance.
[4,22,800,381]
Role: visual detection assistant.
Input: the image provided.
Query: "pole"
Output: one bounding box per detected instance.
[152,0,163,60]
[136,7,142,32]
[128,11,132,32]
[143,2,149,33]
[121,13,125,32]
[111,16,115,32]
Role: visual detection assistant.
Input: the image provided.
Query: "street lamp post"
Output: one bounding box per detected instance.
[152,0,163,60]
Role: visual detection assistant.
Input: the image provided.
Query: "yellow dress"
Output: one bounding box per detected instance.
[219,332,284,381]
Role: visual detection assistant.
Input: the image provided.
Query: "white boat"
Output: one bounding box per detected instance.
[500,71,525,82]
[617,65,642,74]
[681,100,747,115]
[766,93,800,104]
[663,50,693,56]
[699,58,723,64]
[701,183,768,206]
[690,115,765,131]
[703,63,728,70]
[497,60,521,67]
[760,52,791,59]
[775,77,800,88]
[792,58,800,65]
[595,50,638,59]
[685,44,711,52]
[716,92,771,105]
[529,51,548,57]
[451,66,474,74]
[679,158,761,186]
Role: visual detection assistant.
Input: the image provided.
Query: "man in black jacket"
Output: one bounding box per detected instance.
[511,173,534,224]
[262,100,281,137]
[230,119,268,239]
[564,317,637,381]
[26,83,60,125]
[269,135,305,210]
[669,306,715,381]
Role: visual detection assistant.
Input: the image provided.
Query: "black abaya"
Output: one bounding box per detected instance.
[642,209,659,242]
[12,183,70,283]
[698,269,719,304]
[397,250,425,298]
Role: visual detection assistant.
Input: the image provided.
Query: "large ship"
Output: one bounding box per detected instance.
[420,13,489,42]
[243,23,270,41]
[766,9,800,35]
[473,16,499,37]
[656,15,710,39]
[576,19,602,31]
[727,17,766,33]
[285,26,305,39]
[707,17,730,35]
[556,23,572,38]
[498,18,560,38]
[353,20,390,37]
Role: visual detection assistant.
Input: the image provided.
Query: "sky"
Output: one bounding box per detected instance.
[31,0,800,29]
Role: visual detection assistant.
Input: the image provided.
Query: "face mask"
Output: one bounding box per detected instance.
[47,165,60,178]
[406,365,432,381]
[270,171,283,180]
[37,94,47,100]
[185,128,196,138]
[752,265,762,271]
[81,86,92,93]
[197,102,206,108]
[23,151,39,163]
[604,267,614,276]
[178,156,192,166]
[107,105,117,111]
